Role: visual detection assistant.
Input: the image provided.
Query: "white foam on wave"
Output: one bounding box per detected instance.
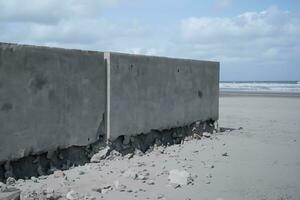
[220,82,300,93]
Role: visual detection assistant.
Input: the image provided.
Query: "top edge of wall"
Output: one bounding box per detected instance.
[107,51,220,65]
[0,42,219,64]
[0,42,104,55]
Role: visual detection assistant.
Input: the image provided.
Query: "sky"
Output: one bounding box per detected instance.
[0,0,299,81]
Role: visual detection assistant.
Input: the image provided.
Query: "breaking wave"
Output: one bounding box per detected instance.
[220,81,300,93]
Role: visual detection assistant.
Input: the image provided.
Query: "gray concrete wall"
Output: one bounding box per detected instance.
[0,43,106,163]
[106,52,219,140]
[0,43,219,163]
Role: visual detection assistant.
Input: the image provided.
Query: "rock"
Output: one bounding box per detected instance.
[206,173,212,178]
[117,185,127,192]
[6,177,16,185]
[58,153,64,160]
[136,175,147,180]
[90,147,110,163]
[157,194,165,199]
[193,133,201,140]
[0,188,20,200]
[184,136,193,142]
[134,149,144,156]
[37,165,45,176]
[124,153,134,159]
[147,180,155,185]
[100,185,113,194]
[30,176,38,183]
[53,170,65,178]
[1,186,20,193]
[123,136,131,145]
[66,190,79,200]
[222,152,229,157]
[78,170,85,175]
[43,188,62,200]
[136,162,146,167]
[168,169,190,186]
[38,175,48,180]
[109,150,121,157]
[214,121,219,130]
[203,132,211,138]
[46,150,55,159]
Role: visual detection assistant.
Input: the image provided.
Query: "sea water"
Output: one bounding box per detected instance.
[220,81,300,94]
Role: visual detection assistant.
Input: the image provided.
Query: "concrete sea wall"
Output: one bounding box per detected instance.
[106,52,219,140]
[0,43,106,163]
[0,43,219,164]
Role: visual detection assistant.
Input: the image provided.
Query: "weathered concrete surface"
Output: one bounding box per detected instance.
[106,52,219,140]
[0,43,106,163]
[0,43,219,166]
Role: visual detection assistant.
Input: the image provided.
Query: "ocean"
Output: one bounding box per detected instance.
[220,81,300,94]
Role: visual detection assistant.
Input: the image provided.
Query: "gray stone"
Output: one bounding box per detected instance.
[168,169,190,186]
[222,152,229,157]
[53,170,65,178]
[6,177,15,186]
[203,132,211,138]
[146,180,155,185]
[66,190,80,200]
[0,188,20,200]
[90,147,110,163]
[123,136,131,145]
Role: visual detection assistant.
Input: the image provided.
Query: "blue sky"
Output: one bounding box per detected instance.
[0,0,299,81]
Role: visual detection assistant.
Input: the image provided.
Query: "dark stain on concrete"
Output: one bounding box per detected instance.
[1,103,13,112]
[48,89,56,102]
[198,90,203,98]
[29,74,48,93]
[96,112,105,139]
[129,64,134,71]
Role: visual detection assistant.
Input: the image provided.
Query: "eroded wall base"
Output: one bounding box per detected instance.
[0,120,218,182]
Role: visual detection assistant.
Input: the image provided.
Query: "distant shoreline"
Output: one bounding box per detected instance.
[220,91,300,98]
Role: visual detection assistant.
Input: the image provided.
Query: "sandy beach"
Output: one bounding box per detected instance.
[1,94,300,200]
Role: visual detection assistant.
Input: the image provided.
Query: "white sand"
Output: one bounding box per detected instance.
[3,95,300,200]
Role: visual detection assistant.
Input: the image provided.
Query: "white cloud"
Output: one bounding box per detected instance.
[179,6,300,65]
[0,0,149,51]
[0,0,119,24]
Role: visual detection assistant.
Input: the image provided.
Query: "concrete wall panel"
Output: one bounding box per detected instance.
[107,52,219,140]
[0,43,106,162]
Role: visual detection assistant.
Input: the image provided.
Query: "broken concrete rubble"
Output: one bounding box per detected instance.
[168,169,191,187]
[90,147,110,163]
[0,184,20,200]
[0,120,219,182]
[0,189,20,200]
